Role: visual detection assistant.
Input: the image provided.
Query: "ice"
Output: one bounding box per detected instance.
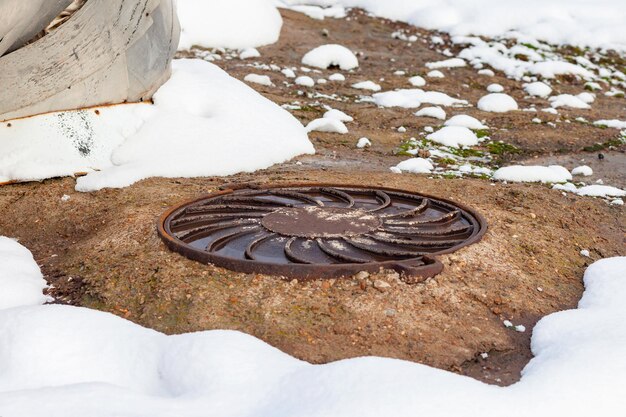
[295,76,315,87]
[477,93,519,113]
[425,58,466,69]
[493,165,572,183]
[0,60,314,191]
[301,44,359,70]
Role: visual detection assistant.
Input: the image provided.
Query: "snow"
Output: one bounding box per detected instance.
[177,0,282,50]
[324,109,353,122]
[352,81,382,91]
[594,120,626,129]
[487,84,504,93]
[0,237,51,310]
[284,4,347,20]
[549,94,591,109]
[239,48,260,60]
[444,115,487,130]
[282,68,296,78]
[305,118,349,134]
[493,165,572,183]
[301,44,359,70]
[244,74,273,86]
[478,69,495,77]
[571,166,593,176]
[1,237,626,416]
[393,158,434,174]
[427,70,445,78]
[524,82,552,98]
[576,185,625,198]
[415,107,446,120]
[425,58,466,69]
[0,59,314,191]
[329,73,346,81]
[408,76,426,87]
[477,93,519,113]
[324,0,626,51]
[373,89,467,108]
[356,137,371,148]
[527,61,594,79]
[426,126,478,148]
[295,76,315,87]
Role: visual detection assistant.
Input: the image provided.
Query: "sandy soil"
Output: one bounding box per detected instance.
[1,8,624,386]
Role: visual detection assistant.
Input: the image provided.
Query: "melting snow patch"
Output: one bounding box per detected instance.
[177,0,282,50]
[305,118,348,134]
[549,94,591,109]
[301,44,359,70]
[352,81,382,91]
[524,82,552,98]
[329,73,346,81]
[239,48,260,60]
[0,59,314,191]
[493,165,572,183]
[373,89,467,108]
[571,166,593,177]
[477,93,518,113]
[487,84,504,93]
[356,137,371,148]
[324,109,353,122]
[594,120,626,129]
[244,74,273,86]
[415,107,446,120]
[427,126,478,148]
[425,58,466,69]
[444,115,488,130]
[393,158,434,174]
[408,75,426,87]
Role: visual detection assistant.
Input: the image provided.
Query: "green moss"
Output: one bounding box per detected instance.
[446,147,485,158]
[583,138,626,152]
[487,141,521,155]
[475,129,490,139]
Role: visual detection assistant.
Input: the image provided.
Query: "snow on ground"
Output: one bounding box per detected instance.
[177,0,283,50]
[408,76,426,87]
[524,82,552,98]
[486,84,504,93]
[415,107,446,120]
[426,126,478,148]
[444,115,487,130]
[244,74,274,86]
[493,165,572,183]
[425,58,466,69]
[594,120,626,129]
[571,166,593,177]
[356,137,371,148]
[0,237,50,310]
[549,94,591,109]
[301,44,359,70]
[306,118,348,134]
[554,183,626,198]
[373,89,467,108]
[1,239,626,416]
[324,109,353,122]
[477,93,518,113]
[352,81,381,91]
[295,76,315,87]
[392,158,434,174]
[0,60,314,191]
[321,0,626,51]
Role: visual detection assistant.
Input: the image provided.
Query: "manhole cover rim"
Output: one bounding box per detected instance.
[157,183,487,281]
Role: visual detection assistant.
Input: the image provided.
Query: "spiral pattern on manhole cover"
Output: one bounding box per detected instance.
[158,185,487,281]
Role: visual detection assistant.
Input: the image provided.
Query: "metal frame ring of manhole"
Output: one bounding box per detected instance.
[157,184,488,282]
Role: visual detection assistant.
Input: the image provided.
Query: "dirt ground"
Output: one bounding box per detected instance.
[1,9,625,386]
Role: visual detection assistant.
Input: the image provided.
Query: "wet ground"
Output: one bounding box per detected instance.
[1,8,624,386]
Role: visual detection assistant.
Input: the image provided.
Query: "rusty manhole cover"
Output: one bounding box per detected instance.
[158,184,487,281]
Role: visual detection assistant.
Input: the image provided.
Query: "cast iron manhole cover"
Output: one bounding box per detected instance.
[158,184,487,281]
